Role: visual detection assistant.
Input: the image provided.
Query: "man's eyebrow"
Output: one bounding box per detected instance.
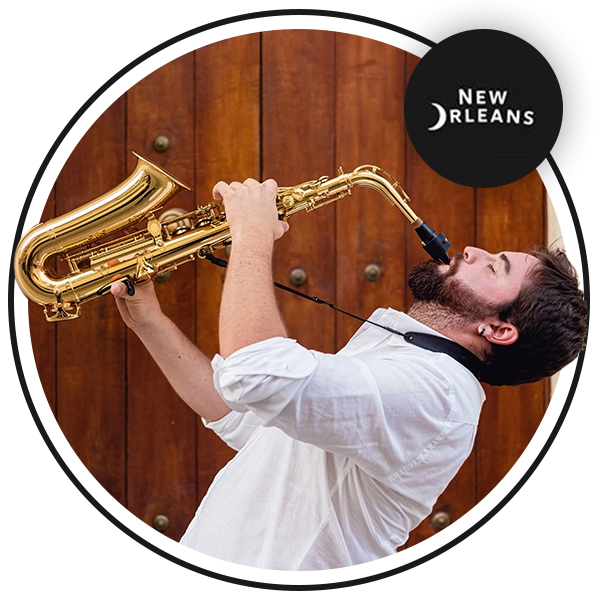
[500,253,511,275]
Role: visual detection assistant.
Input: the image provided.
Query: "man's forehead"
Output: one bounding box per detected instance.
[506,251,541,279]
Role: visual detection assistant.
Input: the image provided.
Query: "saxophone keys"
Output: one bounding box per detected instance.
[147,214,164,246]
[159,207,193,235]
[44,302,81,321]
[280,194,296,209]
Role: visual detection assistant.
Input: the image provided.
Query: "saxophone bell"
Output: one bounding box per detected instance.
[14,152,193,321]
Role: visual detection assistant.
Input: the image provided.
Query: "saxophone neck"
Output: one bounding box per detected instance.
[347,165,419,224]
[276,165,419,221]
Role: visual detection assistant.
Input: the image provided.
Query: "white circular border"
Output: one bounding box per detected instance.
[10,11,587,590]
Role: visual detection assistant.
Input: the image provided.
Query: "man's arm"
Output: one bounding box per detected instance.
[212,178,289,359]
[110,176,287,421]
[111,280,230,423]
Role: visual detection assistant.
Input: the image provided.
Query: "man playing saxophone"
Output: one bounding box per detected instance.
[111,177,586,570]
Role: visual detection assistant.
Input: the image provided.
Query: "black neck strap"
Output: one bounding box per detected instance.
[401,331,484,378]
[203,253,485,379]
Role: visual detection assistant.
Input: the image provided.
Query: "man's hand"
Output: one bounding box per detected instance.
[110,278,230,422]
[111,280,164,333]
[212,178,289,245]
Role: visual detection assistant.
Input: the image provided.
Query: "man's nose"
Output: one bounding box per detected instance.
[463,246,492,263]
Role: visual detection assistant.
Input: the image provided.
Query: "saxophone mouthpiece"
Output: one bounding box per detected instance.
[414,222,451,264]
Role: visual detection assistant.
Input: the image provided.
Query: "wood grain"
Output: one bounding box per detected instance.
[263,30,337,353]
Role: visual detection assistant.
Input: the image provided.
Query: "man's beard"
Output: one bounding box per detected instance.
[408,256,502,322]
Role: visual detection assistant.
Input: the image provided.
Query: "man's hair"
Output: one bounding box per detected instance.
[481,247,588,386]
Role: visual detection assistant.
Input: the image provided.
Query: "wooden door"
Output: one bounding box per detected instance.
[27,31,548,551]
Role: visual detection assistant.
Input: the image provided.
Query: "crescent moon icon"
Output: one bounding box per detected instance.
[428,103,447,131]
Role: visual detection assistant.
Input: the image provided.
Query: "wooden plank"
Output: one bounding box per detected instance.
[262,30,336,353]
[126,53,198,541]
[334,34,408,348]
[55,97,127,505]
[195,33,261,358]
[195,34,262,498]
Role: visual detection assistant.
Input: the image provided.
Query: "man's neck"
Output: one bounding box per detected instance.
[407,301,490,361]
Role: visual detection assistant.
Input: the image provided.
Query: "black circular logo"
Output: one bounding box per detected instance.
[404,29,563,188]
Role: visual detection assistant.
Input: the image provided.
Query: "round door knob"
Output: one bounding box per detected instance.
[290,267,308,287]
[364,263,383,282]
[153,135,170,153]
[431,511,451,530]
[152,514,170,532]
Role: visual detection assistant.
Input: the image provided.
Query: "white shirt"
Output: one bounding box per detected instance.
[179,309,485,570]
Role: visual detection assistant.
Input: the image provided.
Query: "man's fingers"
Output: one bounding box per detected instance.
[213,181,244,202]
[212,180,229,201]
[111,280,144,298]
[214,178,278,201]
[111,281,128,298]
[262,178,278,193]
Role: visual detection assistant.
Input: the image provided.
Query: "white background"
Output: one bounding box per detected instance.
[3,1,597,598]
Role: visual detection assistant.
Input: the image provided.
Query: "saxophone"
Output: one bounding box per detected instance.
[15,151,450,321]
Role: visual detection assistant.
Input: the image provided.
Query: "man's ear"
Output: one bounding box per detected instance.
[480,319,519,346]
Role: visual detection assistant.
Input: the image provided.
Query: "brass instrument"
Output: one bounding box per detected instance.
[15,151,450,321]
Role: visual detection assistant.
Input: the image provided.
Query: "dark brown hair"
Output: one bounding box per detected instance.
[480,247,588,386]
